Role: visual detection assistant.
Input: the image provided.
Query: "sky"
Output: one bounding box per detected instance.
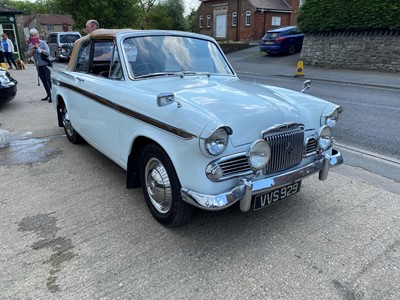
[183,0,200,15]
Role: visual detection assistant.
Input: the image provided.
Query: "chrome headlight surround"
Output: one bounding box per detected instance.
[247,139,271,170]
[204,127,230,156]
[321,106,342,128]
[317,125,332,151]
[0,73,11,85]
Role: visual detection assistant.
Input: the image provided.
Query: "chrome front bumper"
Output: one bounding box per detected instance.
[181,149,343,212]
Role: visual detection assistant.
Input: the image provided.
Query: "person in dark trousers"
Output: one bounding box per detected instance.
[1,33,17,69]
[26,28,52,102]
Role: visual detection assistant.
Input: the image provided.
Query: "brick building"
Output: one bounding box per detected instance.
[196,0,303,41]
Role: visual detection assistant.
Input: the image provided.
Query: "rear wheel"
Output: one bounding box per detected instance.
[288,43,296,55]
[139,144,193,227]
[61,106,83,144]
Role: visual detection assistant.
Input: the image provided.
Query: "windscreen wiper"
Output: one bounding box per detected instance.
[134,72,177,79]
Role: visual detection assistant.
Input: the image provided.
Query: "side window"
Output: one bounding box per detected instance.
[232,12,237,27]
[207,15,211,28]
[74,40,91,73]
[109,45,123,80]
[48,34,56,43]
[245,11,251,26]
[90,40,114,77]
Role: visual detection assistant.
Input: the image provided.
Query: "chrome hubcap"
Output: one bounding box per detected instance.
[62,110,73,136]
[145,158,172,214]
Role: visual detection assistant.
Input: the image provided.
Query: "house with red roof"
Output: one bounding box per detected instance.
[196,0,303,41]
[23,13,75,40]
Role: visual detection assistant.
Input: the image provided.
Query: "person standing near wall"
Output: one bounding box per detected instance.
[26,28,52,102]
[1,33,17,69]
[85,19,99,34]
[0,39,4,64]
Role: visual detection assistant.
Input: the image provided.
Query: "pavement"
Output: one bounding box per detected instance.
[226,46,400,90]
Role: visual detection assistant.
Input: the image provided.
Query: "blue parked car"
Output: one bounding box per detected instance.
[260,26,304,55]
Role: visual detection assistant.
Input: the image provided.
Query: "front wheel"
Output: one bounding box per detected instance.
[139,144,193,227]
[61,106,83,144]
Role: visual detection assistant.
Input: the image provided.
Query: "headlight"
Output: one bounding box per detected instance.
[317,125,332,151]
[322,106,342,128]
[0,74,11,85]
[205,127,229,156]
[247,139,271,170]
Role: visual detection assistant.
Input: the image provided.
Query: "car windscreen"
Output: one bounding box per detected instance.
[60,34,81,43]
[122,35,234,79]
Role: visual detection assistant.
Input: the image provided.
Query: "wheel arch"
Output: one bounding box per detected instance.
[56,96,66,127]
[127,136,164,189]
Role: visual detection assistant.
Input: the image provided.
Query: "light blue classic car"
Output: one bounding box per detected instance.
[51,29,343,227]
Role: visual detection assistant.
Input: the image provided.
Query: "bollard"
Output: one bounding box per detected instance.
[295,60,304,77]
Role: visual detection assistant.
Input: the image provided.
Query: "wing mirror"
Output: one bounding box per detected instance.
[157,93,181,108]
[301,80,311,93]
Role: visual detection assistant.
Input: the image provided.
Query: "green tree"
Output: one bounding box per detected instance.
[56,0,140,29]
[146,4,172,29]
[163,0,187,31]
[1,0,57,14]
[186,8,197,32]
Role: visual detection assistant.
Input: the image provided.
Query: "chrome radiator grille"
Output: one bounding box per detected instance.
[207,127,310,181]
[263,129,304,174]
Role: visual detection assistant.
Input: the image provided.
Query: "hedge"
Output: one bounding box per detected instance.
[297,0,400,33]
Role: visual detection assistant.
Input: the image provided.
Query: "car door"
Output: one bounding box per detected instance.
[72,39,121,161]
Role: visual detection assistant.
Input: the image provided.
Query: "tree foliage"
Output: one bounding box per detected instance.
[2,0,196,32]
[186,8,197,33]
[1,0,59,14]
[163,0,187,31]
[57,0,140,29]
[298,0,400,33]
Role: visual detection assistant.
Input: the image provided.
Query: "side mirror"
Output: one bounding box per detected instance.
[157,93,181,108]
[301,80,311,93]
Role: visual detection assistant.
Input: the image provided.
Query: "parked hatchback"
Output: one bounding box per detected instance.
[260,26,304,55]
[47,32,81,61]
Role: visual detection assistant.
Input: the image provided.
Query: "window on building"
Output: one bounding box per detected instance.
[207,15,211,28]
[47,24,54,32]
[232,12,237,27]
[272,16,281,26]
[199,15,203,28]
[245,11,251,26]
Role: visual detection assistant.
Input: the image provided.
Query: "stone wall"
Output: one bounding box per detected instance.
[300,30,400,72]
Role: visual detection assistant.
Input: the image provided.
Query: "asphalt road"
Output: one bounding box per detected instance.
[0,62,399,299]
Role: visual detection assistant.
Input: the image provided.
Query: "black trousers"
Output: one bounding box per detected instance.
[0,51,4,63]
[4,52,17,68]
[37,65,52,98]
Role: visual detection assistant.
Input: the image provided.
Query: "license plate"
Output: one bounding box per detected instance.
[253,181,301,210]
[266,41,274,45]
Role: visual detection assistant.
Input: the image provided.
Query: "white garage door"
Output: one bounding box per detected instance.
[215,15,227,39]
